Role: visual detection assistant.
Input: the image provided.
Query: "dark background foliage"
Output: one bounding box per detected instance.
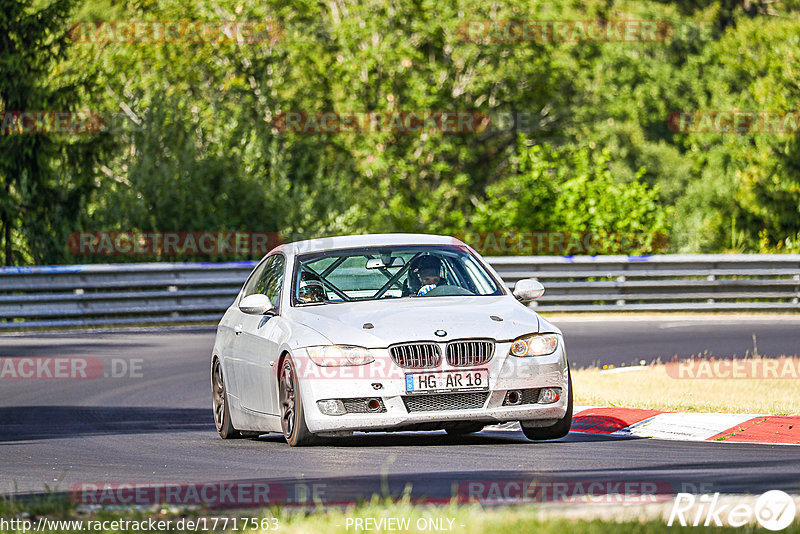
[1,0,799,264]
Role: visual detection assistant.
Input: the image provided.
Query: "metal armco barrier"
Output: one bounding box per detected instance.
[0,262,254,330]
[489,254,800,313]
[0,255,798,329]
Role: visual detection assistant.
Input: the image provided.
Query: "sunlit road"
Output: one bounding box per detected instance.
[1,316,799,502]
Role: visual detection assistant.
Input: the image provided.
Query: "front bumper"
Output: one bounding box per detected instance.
[293,339,570,433]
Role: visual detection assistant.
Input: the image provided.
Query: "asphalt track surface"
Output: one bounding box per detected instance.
[2,316,799,504]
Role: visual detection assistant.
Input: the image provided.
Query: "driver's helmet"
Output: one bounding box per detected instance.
[298,274,326,303]
[407,255,443,294]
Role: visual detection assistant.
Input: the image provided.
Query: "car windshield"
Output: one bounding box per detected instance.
[293,245,503,305]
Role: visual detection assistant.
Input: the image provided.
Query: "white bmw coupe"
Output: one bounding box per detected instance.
[211,234,572,446]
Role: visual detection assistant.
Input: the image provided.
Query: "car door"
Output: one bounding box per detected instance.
[235,254,286,415]
[222,257,269,400]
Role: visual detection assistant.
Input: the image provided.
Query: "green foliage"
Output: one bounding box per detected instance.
[1,0,799,264]
[0,0,110,265]
[471,142,670,253]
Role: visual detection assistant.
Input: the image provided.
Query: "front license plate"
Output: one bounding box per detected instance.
[405,369,489,394]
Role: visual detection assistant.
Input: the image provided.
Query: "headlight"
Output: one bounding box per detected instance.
[509,334,559,357]
[306,345,375,366]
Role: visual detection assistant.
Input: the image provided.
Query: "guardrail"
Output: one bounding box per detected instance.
[490,254,800,313]
[0,255,798,329]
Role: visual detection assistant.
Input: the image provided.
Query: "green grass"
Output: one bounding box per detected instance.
[572,358,800,415]
[1,498,798,533]
[0,490,76,518]
[270,500,800,533]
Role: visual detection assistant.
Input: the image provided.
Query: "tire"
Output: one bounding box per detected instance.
[279,356,318,446]
[520,369,573,441]
[444,423,485,435]
[212,357,243,439]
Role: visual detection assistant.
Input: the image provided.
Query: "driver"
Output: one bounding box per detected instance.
[298,273,327,303]
[410,255,443,296]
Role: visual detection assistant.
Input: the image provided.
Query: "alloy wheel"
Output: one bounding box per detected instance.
[280,360,296,438]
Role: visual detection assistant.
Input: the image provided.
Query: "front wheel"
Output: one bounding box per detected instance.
[279,356,318,446]
[520,369,573,441]
[212,358,241,439]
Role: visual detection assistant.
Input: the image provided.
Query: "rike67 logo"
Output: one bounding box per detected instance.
[669,491,797,530]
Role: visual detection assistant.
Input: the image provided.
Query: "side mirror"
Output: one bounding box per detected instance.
[239,293,276,315]
[513,279,545,302]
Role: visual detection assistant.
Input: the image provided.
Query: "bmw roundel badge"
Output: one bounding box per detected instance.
[434,329,447,337]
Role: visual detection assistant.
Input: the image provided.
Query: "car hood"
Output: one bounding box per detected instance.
[286,296,546,347]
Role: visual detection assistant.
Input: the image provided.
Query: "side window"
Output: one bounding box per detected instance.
[241,259,270,299]
[253,255,285,307]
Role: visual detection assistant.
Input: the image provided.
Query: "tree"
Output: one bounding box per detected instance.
[0,0,106,265]
[471,141,671,254]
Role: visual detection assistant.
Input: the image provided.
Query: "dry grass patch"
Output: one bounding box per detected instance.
[572,357,800,415]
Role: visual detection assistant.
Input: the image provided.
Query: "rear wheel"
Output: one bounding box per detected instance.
[520,370,573,441]
[212,358,242,439]
[279,356,318,446]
